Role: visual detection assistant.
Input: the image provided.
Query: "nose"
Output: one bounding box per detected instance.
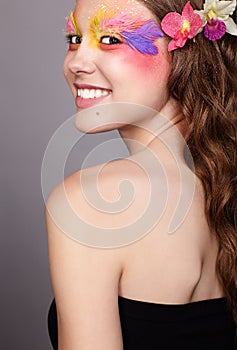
[65,41,97,76]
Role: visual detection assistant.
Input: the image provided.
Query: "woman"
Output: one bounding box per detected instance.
[46,0,237,349]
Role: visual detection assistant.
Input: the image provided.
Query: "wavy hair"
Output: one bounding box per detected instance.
[141,0,237,323]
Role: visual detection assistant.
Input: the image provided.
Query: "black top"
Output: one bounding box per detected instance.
[48,296,237,350]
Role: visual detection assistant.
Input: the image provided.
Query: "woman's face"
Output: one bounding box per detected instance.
[63,0,172,131]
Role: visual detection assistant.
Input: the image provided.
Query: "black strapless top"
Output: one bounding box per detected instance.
[48,296,237,349]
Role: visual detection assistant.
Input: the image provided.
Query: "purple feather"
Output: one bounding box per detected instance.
[122,20,164,55]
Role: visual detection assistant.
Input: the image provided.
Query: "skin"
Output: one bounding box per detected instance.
[46,0,225,349]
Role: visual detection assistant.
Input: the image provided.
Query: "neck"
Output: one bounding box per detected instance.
[118,100,188,158]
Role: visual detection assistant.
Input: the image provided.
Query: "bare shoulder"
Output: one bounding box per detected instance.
[45,156,148,264]
[61,157,149,231]
[54,157,212,248]
[45,158,130,260]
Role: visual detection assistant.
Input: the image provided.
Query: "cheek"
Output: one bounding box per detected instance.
[127,51,155,73]
[115,46,170,83]
[107,45,171,109]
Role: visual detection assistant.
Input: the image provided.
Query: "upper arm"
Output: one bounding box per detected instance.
[45,178,124,350]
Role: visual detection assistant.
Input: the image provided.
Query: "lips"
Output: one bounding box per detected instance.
[73,83,112,108]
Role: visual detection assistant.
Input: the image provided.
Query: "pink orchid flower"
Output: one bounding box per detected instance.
[161,1,203,51]
[195,0,237,40]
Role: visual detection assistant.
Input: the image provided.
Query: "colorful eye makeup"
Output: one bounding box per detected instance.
[66,12,79,34]
[65,12,82,49]
[90,9,164,55]
[65,9,164,55]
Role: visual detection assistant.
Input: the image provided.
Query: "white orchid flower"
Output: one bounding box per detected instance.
[195,0,237,35]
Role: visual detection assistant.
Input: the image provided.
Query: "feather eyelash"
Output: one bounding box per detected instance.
[65,9,164,54]
[90,9,164,55]
[65,12,80,35]
[122,21,164,55]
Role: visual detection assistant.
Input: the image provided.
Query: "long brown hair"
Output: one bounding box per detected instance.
[141,0,237,322]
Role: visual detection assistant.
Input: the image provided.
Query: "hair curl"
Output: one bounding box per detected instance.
[141,0,237,323]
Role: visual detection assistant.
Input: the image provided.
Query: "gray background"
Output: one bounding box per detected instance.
[1,1,128,349]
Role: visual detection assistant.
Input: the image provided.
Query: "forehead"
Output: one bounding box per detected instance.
[74,0,155,24]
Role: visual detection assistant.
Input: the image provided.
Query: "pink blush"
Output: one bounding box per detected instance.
[120,45,162,73]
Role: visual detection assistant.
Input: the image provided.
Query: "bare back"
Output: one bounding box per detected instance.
[67,156,224,305]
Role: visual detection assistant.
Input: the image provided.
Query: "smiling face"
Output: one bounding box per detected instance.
[63,0,172,132]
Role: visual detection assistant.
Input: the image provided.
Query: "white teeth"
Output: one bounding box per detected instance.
[95,90,102,98]
[89,89,95,98]
[84,89,90,98]
[77,88,110,99]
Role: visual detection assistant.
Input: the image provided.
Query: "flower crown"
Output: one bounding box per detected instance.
[160,0,237,51]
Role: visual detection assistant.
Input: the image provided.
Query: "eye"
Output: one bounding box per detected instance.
[66,34,82,45]
[100,36,122,45]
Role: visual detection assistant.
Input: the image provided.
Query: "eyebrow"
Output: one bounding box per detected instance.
[90,10,164,55]
[65,12,80,34]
